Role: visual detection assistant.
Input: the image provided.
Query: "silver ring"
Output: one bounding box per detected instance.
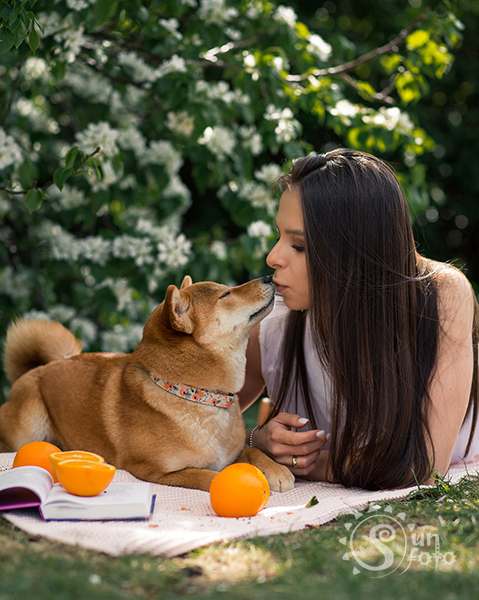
[292,455,298,468]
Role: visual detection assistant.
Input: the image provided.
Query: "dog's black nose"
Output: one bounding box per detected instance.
[262,276,273,284]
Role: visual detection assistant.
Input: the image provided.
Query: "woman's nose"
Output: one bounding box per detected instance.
[266,242,283,269]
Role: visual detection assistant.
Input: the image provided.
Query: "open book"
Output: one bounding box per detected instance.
[0,466,155,521]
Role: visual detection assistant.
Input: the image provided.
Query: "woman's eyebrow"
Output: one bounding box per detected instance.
[274,222,304,236]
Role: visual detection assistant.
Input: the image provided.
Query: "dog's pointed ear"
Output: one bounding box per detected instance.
[166,285,193,334]
[180,275,193,289]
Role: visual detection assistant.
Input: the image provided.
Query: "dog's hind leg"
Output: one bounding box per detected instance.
[155,468,219,492]
[0,373,58,451]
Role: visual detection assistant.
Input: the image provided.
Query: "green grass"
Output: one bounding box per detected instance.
[1,404,479,599]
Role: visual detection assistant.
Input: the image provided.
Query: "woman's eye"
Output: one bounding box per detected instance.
[219,291,231,299]
[292,245,305,252]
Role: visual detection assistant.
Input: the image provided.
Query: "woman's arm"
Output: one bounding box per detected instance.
[238,324,330,478]
[426,266,476,481]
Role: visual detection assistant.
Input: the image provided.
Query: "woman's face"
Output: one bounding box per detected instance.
[267,188,310,311]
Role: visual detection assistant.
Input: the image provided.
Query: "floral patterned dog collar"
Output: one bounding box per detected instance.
[149,372,235,408]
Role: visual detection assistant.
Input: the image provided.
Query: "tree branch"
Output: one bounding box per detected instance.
[0,147,101,196]
[286,10,429,83]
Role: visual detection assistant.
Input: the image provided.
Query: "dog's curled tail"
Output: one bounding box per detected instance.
[3,318,83,383]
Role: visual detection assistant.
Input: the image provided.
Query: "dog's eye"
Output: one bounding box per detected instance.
[219,291,231,299]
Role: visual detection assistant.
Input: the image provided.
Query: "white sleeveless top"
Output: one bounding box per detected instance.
[259,295,479,465]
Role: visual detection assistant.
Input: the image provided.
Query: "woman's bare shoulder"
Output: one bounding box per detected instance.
[424,258,475,328]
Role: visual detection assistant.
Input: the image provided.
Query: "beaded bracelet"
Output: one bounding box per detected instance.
[249,425,261,447]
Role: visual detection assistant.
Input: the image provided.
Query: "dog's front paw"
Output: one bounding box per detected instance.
[267,464,295,493]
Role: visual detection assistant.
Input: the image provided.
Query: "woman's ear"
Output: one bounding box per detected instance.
[165,285,193,334]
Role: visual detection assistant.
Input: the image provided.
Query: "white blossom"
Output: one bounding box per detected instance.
[273,5,297,28]
[163,175,191,201]
[70,317,98,347]
[117,126,147,159]
[195,80,249,105]
[112,235,154,266]
[76,121,120,158]
[159,18,182,41]
[141,140,183,175]
[66,0,91,11]
[240,126,262,156]
[329,99,359,126]
[0,196,10,218]
[307,34,333,62]
[247,220,273,258]
[49,304,77,323]
[239,181,277,216]
[362,106,415,134]
[198,0,239,25]
[210,240,228,261]
[248,220,272,238]
[97,278,138,313]
[36,12,63,37]
[156,55,188,78]
[64,66,113,104]
[14,98,60,134]
[101,324,143,353]
[0,128,23,170]
[44,225,81,262]
[23,57,49,80]
[198,125,236,159]
[56,24,89,63]
[255,163,282,185]
[117,51,159,83]
[166,111,195,137]
[0,266,33,300]
[78,237,111,266]
[264,105,301,144]
[157,234,192,269]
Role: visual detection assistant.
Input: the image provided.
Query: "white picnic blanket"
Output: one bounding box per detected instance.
[1,453,476,557]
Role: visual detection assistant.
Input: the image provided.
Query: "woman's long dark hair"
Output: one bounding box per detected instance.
[269,148,478,490]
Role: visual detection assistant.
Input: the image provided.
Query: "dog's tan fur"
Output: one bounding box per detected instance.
[0,277,294,492]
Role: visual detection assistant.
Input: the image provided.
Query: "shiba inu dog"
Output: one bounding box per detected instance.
[0,276,294,492]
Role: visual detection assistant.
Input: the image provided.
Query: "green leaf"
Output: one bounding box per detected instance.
[93,0,119,26]
[13,18,29,48]
[306,496,319,508]
[9,2,24,26]
[28,25,40,52]
[0,4,10,21]
[25,188,43,213]
[0,26,14,55]
[396,71,421,104]
[407,29,430,50]
[64,146,79,169]
[53,167,73,191]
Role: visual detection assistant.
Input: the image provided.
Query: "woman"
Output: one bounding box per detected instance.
[239,148,479,490]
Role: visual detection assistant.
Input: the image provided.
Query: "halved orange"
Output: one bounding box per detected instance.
[49,451,105,483]
[56,459,116,496]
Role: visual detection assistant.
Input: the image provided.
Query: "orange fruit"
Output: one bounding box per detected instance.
[12,441,62,480]
[209,463,270,518]
[49,451,104,482]
[56,459,116,496]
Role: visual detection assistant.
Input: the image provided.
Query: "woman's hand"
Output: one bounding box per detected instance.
[252,412,329,478]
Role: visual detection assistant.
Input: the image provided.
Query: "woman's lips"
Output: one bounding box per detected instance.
[274,283,287,294]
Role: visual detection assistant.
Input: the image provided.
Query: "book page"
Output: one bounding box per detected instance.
[0,466,53,509]
[43,482,151,507]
